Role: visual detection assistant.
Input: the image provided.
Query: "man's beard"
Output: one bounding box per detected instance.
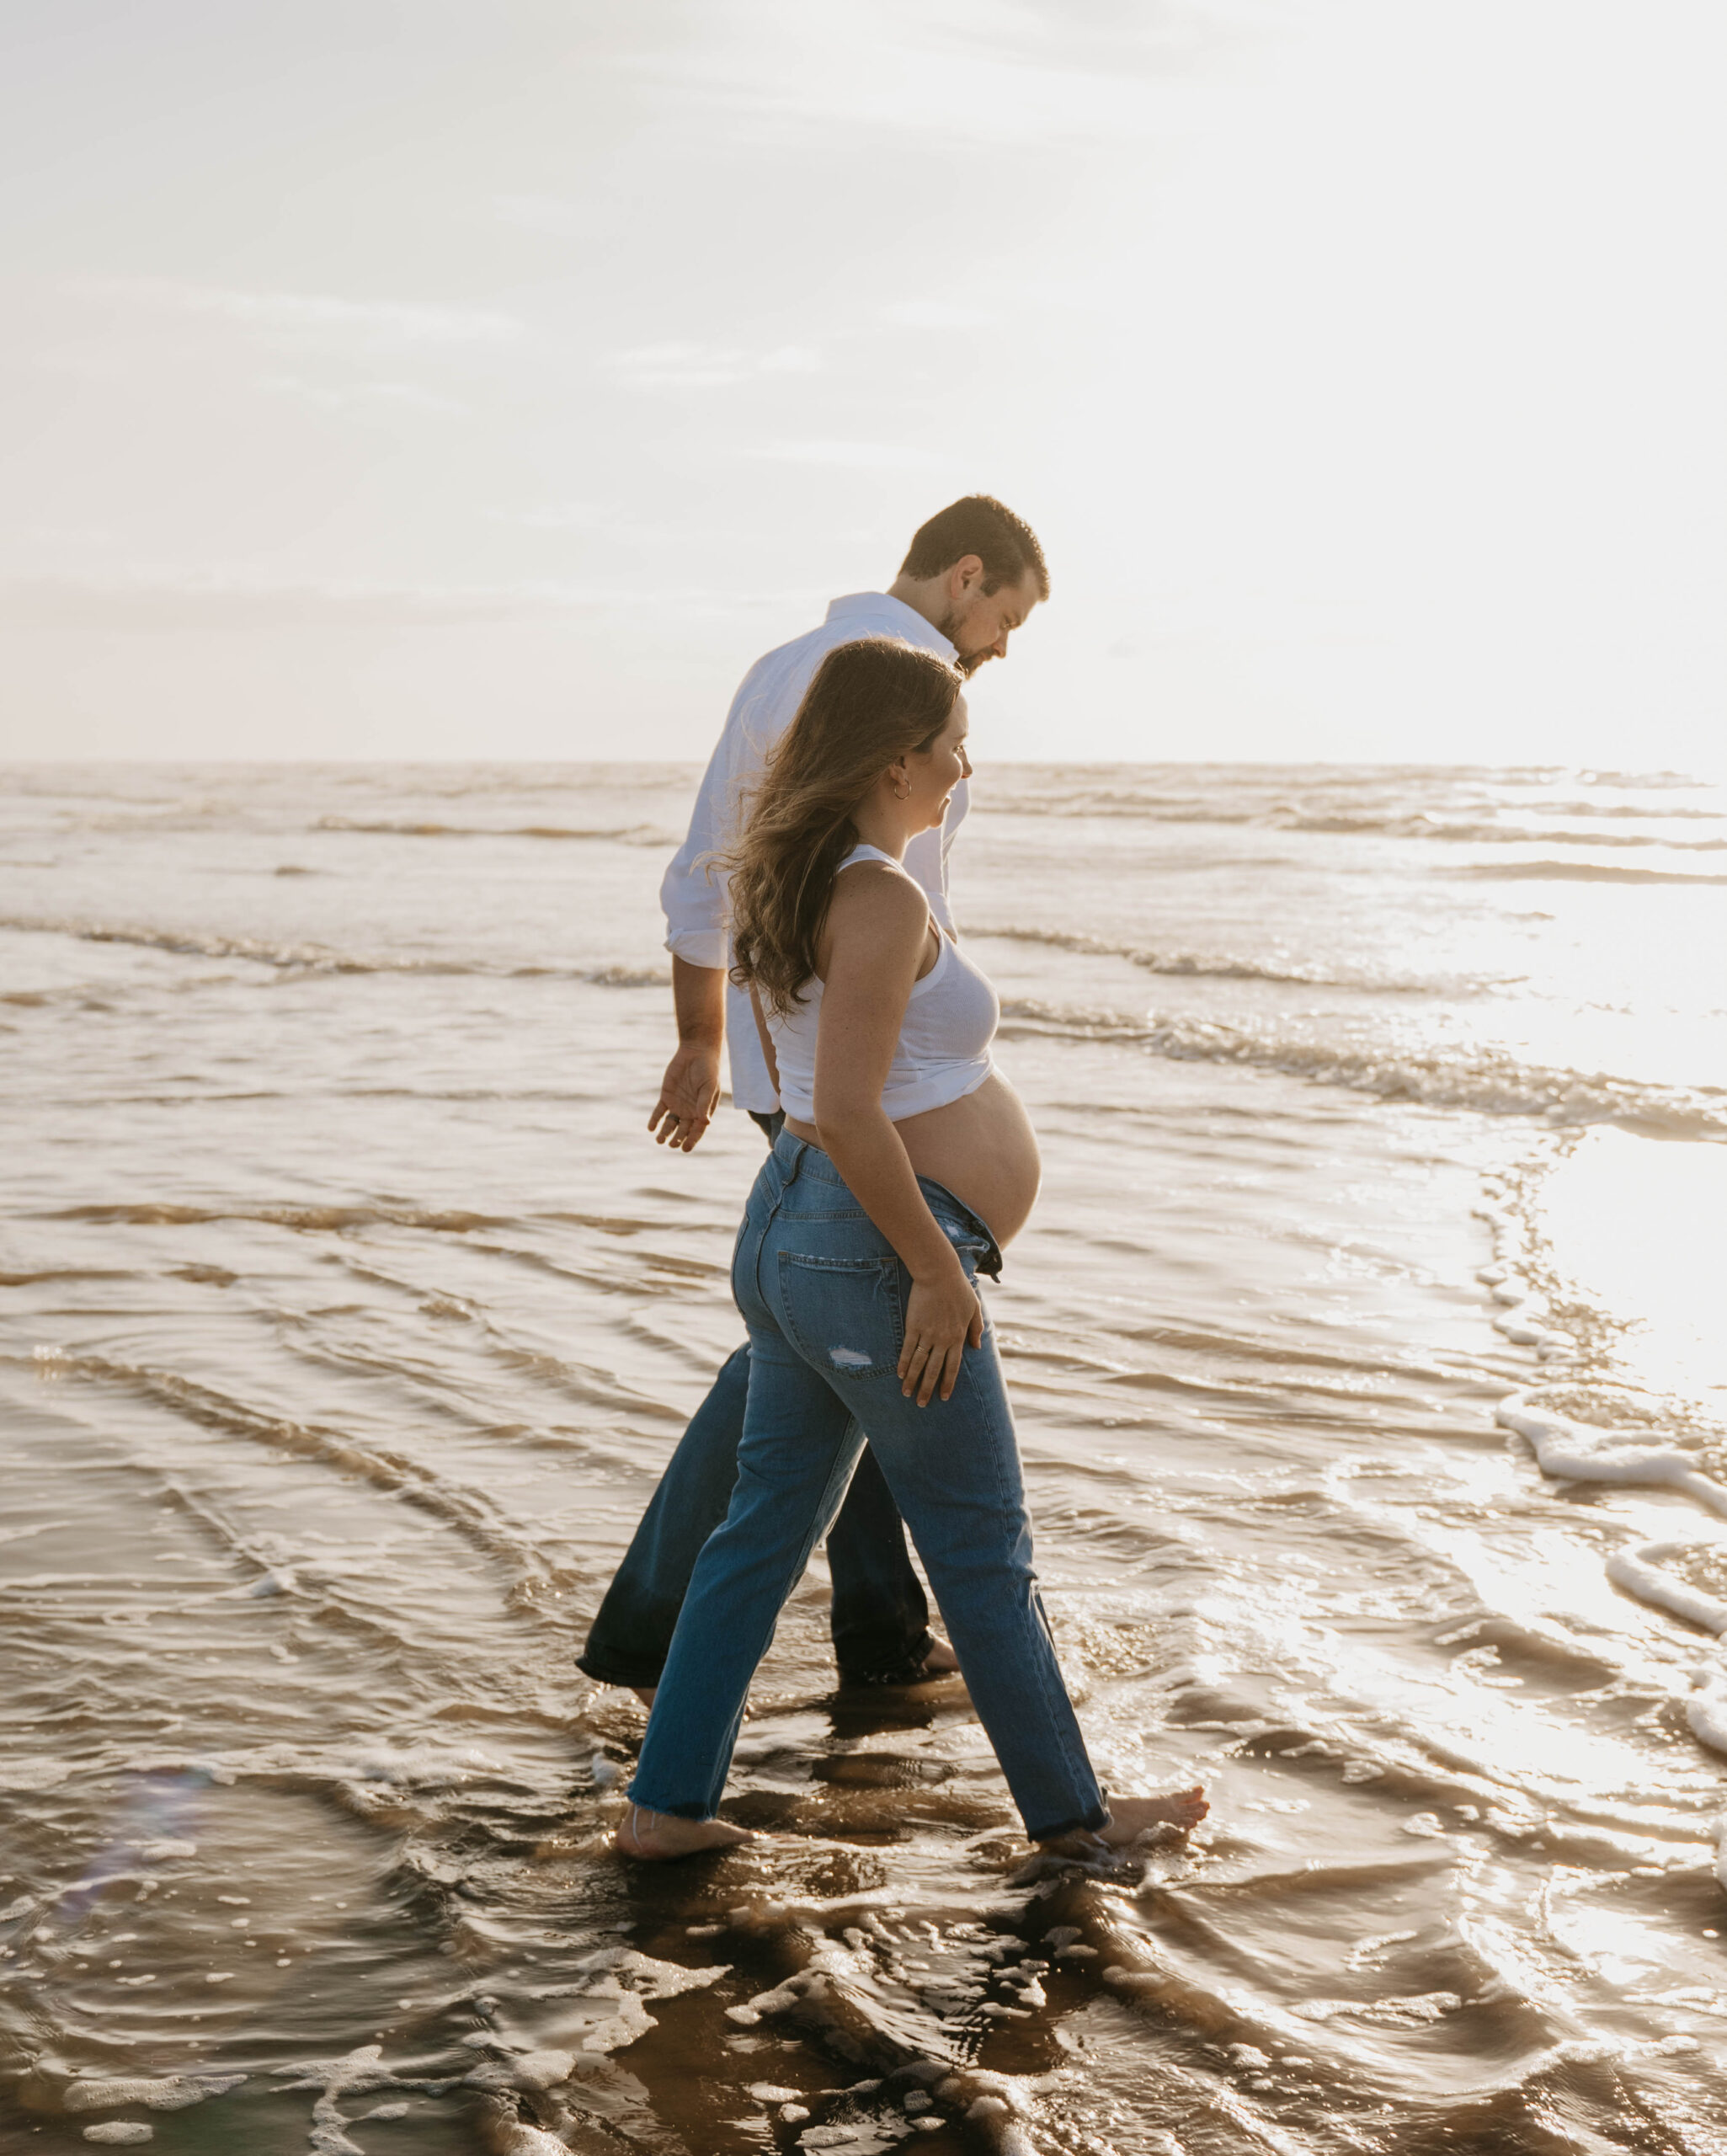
[936,611,989,676]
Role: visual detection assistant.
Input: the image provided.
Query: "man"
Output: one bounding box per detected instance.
[577,495,1047,1700]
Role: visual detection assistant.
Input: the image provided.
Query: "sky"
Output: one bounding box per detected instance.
[1,0,1723,766]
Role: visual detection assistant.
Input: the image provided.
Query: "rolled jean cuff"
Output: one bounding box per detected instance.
[624,1779,712,1822]
[837,1627,936,1687]
[1025,1793,1113,1841]
[576,1648,667,1688]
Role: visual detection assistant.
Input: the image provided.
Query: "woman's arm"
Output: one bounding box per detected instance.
[812,869,983,1406]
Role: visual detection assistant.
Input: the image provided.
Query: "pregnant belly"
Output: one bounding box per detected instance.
[894,1070,1042,1248]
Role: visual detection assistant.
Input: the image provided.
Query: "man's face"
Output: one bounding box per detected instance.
[938,564,1042,677]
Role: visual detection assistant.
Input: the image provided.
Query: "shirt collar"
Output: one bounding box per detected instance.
[824,590,956,661]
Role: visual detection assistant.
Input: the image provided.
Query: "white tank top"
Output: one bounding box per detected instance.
[769,845,999,1123]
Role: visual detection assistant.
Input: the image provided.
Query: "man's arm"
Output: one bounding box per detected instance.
[653,638,823,1143]
[653,670,757,1152]
[648,956,727,1152]
[747,982,781,1102]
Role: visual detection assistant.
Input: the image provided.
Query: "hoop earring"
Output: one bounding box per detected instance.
[893,778,910,800]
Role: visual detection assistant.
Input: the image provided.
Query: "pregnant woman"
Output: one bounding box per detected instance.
[617,637,1205,1860]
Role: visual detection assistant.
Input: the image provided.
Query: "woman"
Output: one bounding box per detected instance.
[617,637,1205,1860]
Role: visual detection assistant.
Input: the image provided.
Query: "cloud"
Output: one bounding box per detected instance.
[621,1,1261,151]
[746,439,946,470]
[881,299,994,329]
[487,504,695,552]
[77,279,526,347]
[493,192,589,236]
[493,501,607,531]
[261,376,468,415]
[606,340,821,389]
[0,572,807,629]
[0,572,602,630]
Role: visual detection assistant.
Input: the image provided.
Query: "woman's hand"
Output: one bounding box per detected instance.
[899,1264,985,1406]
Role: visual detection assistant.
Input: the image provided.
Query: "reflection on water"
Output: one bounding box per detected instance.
[1536,1130,1727,1411]
[3,761,1725,2153]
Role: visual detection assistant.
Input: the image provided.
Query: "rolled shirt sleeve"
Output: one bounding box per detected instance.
[903,773,967,940]
[658,652,785,973]
[658,741,738,972]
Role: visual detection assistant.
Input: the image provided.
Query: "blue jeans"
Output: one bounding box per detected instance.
[627,1131,1108,1841]
[577,1113,935,1689]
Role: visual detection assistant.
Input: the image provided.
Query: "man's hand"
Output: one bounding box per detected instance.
[649,957,728,1152]
[648,1041,722,1152]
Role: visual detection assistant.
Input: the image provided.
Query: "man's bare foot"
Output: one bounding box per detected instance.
[1098,1788,1208,1844]
[613,1803,754,1861]
[838,1636,962,1689]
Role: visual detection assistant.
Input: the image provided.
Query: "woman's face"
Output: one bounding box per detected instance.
[904,697,972,831]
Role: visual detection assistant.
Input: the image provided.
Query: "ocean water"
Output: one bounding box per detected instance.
[3,759,1726,2156]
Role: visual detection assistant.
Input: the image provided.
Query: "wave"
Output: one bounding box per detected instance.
[997,996,1727,1136]
[984,792,1259,825]
[19,1349,589,1619]
[1449,859,1727,887]
[1522,798,1727,820]
[968,922,1439,993]
[973,773,1726,841]
[45,1199,515,1231]
[980,793,1727,850]
[0,914,667,987]
[1291,819,1727,850]
[1473,1189,1727,1787]
[314,816,678,846]
[1607,1540,1727,1767]
[1496,1395,1727,1512]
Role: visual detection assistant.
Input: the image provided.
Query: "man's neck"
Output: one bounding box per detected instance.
[884,574,949,637]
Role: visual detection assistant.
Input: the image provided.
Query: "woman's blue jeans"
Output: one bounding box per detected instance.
[627,1130,1108,1841]
[577,1113,934,1689]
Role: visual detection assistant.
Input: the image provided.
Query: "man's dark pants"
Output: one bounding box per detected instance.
[576,1110,935,1689]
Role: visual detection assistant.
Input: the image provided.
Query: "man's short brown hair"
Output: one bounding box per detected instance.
[900,495,1049,600]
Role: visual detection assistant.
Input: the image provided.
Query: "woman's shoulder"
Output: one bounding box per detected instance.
[827,857,928,943]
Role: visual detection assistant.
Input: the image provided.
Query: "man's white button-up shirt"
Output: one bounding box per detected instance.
[659,592,967,1115]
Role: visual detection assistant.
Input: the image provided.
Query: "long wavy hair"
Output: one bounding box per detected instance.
[726,637,963,1017]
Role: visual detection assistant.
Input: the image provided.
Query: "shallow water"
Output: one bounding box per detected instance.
[3,760,1726,2154]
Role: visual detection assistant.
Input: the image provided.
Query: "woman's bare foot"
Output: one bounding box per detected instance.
[911,1636,961,1681]
[1097,1788,1208,1844]
[613,1803,755,1861]
[1035,1788,1207,1858]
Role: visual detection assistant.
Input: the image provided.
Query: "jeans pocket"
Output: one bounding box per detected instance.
[777,1251,904,1380]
